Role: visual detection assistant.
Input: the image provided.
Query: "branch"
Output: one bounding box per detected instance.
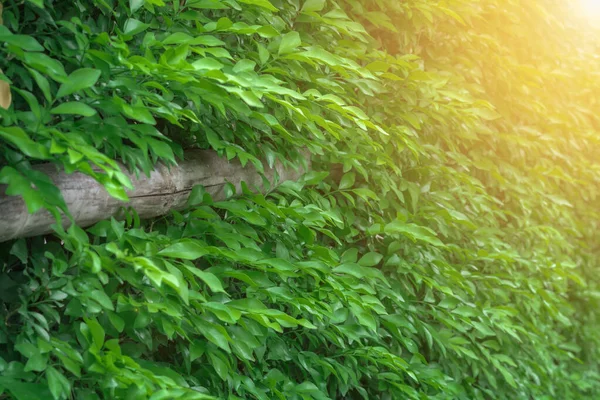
[0,150,310,242]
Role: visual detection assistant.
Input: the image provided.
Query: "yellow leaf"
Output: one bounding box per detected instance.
[0,69,11,110]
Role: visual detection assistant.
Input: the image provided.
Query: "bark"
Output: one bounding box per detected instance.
[0,150,309,242]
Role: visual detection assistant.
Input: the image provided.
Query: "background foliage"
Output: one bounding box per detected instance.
[1,0,599,399]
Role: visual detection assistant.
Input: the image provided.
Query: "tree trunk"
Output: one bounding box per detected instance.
[0,150,309,242]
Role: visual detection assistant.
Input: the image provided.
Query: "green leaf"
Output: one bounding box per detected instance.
[163,32,194,45]
[190,35,226,46]
[333,263,366,279]
[453,306,478,318]
[24,353,47,372]
[192,58,225,70]
[187,0,229,9]
[122,104,156,124]
[56,68,101,98]
[384,221,445,247]
[239,91,263,108]
[130,0,145,13]
[23,53,66,81]
[257,43,270,65]
[107,311,125,333]
[341,248,358,263]
[0,34,44,51]
[197,322,231,352]
[208,351,230,380]
[226,183,240,200]
[158,241,209,260]
[353,188,378,200]
[103,181,129,202]
[90,290,114,311]
[84,318,105,349]
[51,102,97,117]
[54,353,81,378]
[25,0,45,7]
[339,172,355,190]
[184,266,225,293]
[187,185,212,206]
[496,364,517,388]
[468,107,502,121]
[146,138,174,162]
[279,31,301,55]
[233,59,256,73]
[27,68,52,102]
[10,239,28,264]
[123,18,150,36]
[0,127,50,159]
[0,378,52,400]
[46,367,70,400]
[358,252,383,267]
[237,0,277,11]
[190,341,205,361]
[0,167,44,213]
[438,297,460,309]
[303,171,329,185]
[302,0,325,12]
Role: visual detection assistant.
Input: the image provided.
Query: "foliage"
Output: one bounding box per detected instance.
[1,0,599,399]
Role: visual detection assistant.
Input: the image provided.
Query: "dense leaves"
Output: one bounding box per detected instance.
[1,0,599,399]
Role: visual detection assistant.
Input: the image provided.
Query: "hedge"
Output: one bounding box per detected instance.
[0,0,598,399]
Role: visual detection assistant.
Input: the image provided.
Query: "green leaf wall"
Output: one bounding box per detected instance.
[0,0,598,399]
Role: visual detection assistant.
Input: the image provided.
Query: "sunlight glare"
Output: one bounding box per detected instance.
[580,0,600,18]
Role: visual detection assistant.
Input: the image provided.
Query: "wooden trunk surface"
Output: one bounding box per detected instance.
[0,150,308,242]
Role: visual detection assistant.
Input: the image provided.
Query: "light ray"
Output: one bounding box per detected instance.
[580,0,600,18]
